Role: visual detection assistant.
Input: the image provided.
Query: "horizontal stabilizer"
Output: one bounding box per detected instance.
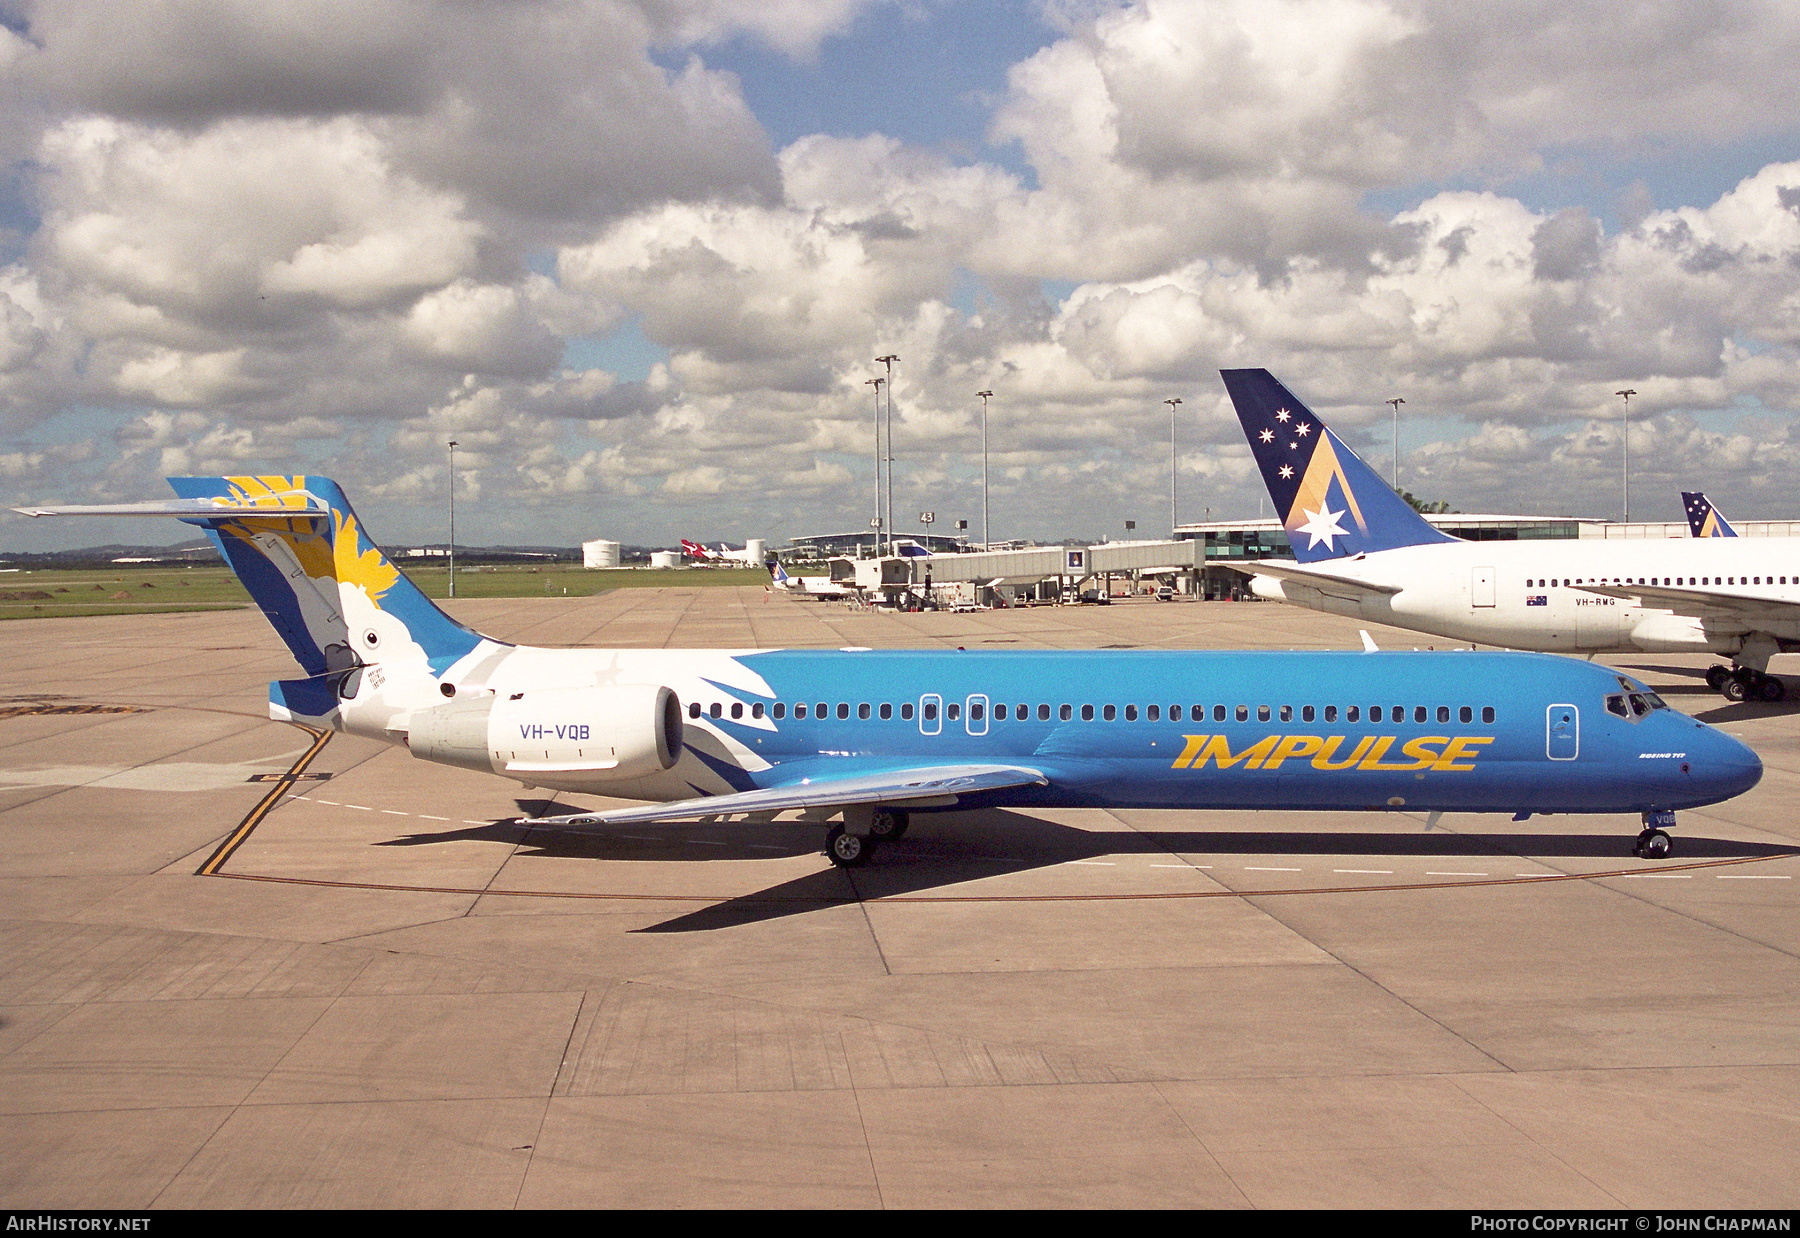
[523,763,1050,828]
[1231,559,1404,596]
[13,497,329,521]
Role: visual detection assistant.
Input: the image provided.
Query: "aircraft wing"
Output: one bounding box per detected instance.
[523,763,1049,827]
[1574,582,1800,623]
[1230,559,1404,596]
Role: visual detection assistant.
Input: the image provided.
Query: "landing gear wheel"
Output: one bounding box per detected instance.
[1722,674,1753,703]
[824,824,877,867]
[1759,676,1787,702]
[868,808,909,840]
[1635,828,1673,860]
[1705,664,1731,690]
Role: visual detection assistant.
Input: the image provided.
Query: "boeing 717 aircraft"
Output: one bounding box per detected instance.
[1683,492,1738,538]
[1223,369,1800,703]
[13,477,1761,862]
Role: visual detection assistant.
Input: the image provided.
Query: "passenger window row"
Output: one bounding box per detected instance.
[690,700,1500,725]
[1530,576,1789,587]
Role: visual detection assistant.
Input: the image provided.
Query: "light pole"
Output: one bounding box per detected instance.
[976,389,993,549]
[865,376,884,557]
[1615,389,1637,522]
[876,354,899,555]
[1386,397,1404,490]
[446,439,458,599]
[1164,398,1182,536]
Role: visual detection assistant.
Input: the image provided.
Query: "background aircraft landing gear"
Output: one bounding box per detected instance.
[824,823,877,867]
[1721,669,1786,703]
[1635,810,1676,859]
[868,808,908,840]
[1706,665,1731,690]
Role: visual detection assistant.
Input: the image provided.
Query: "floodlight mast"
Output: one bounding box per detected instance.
[976,390,994,549]
[1386,397,1404,490]
[447,439,458,599]
[876,355,898,554]
[1615,389,1637,522]
[1164,398,1182,536]
[865,376,884,556]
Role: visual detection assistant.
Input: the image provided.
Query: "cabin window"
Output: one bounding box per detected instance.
[1302,705,1315,722]
[816,702,827,717]
[795,703,808,719]
[1257,705,1271,722]
[971,702,985,721]
[1414,706,1427,723]
[901,703,915,720]
[710,702,722,719]
[1016,704,1027,719]
[1080,704,1094,721]
[1481,707,1496,723]
[1324,705,1337,722]
[879,703,892,720]
[858,703,870,720]
[923,701,938,721]
[1147,704,1160,721]
[1214,705,1227,722]
[731,702,744,720]
[1348,706,1361,722]
[1103,705,1117,721]
[837,703,849,720]
[688,702,702,719]
[1060,704,1073,721]
[1279,705,1293,722]
[751,703,764,720]
[947,702,961,721]
[1124,704,1138,721]
[1437,706,1450,723]
[1039,704,1052,721]
[1369,706,1382,722]
[1459,706,1472,723]
[1235,705,1249,722]
[772,703,785,719]
[994,703,1008,720]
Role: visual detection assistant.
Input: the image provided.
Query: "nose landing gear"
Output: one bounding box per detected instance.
[1634,809,1676,859]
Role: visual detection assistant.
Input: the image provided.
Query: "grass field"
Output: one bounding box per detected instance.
[0,563,769,620]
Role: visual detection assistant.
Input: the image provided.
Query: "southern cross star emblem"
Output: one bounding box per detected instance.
[1296,503,1349,550]
[1294,422,1311,437]
[1275,408,1291,422]
[1258,429,1274,443]
[1278,465,1294,479]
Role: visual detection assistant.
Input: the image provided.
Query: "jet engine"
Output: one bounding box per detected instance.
[407,683,683,783]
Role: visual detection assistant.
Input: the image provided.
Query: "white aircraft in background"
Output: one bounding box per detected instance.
[767,560,856,599]
[681,539,766,566]
[1223,368,1800,703]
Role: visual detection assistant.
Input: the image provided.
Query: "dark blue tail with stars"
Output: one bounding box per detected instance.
[1220,369,1457,564]
[1681,491,1737,538]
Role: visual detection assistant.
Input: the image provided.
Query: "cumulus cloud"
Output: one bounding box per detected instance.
[5,0,1800,548]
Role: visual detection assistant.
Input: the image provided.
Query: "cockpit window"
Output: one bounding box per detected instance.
[1606,694,1630,719]
[1628,693,1652,717]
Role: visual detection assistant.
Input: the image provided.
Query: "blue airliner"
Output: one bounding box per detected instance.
[13,475,1761,864]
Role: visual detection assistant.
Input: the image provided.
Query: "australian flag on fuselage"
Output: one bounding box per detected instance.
[1681,491,1737,538]
[1219,369,1459,564]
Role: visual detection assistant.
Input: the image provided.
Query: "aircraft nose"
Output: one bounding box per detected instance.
[1685,719,1762,803]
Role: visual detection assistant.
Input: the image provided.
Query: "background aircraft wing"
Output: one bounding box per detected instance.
[1234,559,1404,597]
[13,497,329,521]
[524,763,1049,827]
[1574,582,1800,623]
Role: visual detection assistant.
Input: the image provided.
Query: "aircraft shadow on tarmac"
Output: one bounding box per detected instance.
[369,802,1799,934]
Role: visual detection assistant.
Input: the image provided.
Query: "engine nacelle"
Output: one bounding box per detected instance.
[407,683,683,783]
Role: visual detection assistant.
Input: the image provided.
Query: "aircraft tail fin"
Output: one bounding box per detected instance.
[1219,369,1458,563]
[1682,491,1737,537]
[768,560,791,587]
[162,476,490,688]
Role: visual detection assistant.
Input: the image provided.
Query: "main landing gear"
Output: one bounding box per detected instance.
[1708,664,1787,702]
[824,808,909,868]
[1634,809,1676,859]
